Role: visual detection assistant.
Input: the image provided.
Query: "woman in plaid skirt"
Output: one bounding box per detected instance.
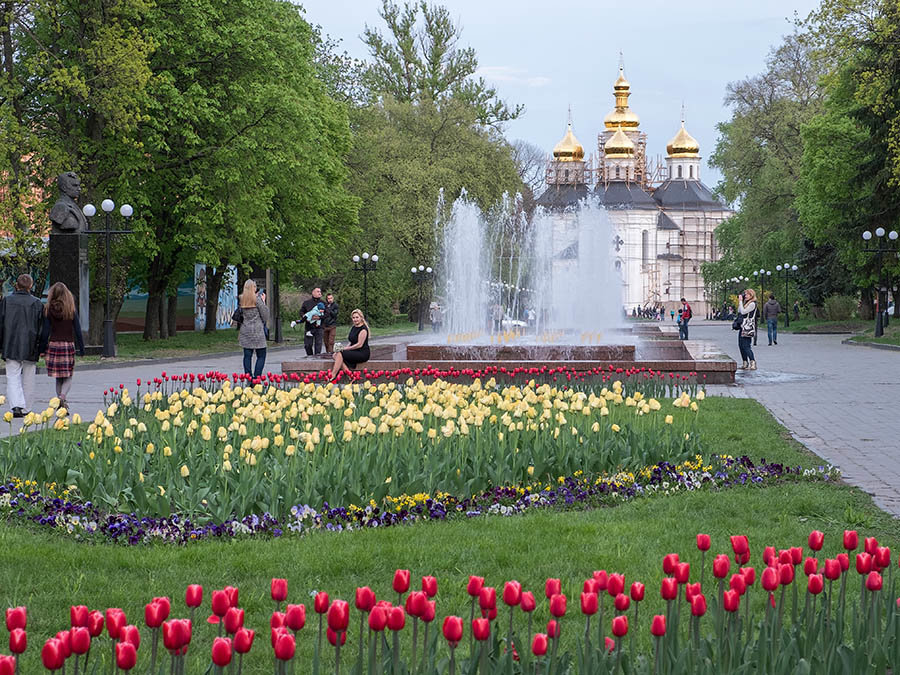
[38,282,85,410]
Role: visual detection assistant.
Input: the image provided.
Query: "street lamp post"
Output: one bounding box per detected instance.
[752,270,770,345]
[82,199,134,357]
[775,264,799,327]
[411,264,433,331]
[862,228,899,337]
[352,252,378,320]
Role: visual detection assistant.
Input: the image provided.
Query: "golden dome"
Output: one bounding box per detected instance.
[552,122,585,161]
[605,126,635,157]
[604,66,640,129]
[666,121,700,157]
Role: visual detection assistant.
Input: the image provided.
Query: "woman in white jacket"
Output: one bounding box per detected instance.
[738,288,758,370]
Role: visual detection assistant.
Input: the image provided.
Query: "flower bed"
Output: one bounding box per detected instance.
[2,377,706,525]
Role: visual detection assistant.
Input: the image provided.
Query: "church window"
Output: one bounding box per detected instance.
[641,230,649,265]
[615,166,620,178]
[564,169,570,181]
[689,165,694,179]
[677,165,682,179]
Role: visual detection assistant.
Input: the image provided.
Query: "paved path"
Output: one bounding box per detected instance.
[3,324,898,517]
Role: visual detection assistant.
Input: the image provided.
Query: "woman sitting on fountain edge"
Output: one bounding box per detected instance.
[328,309,370,382]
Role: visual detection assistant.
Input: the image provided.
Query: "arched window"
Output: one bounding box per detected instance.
[564,169,569,182]
[615,165,620,178]
[689,165,694,179]
[641,230,650,265]
[677,165,683,179]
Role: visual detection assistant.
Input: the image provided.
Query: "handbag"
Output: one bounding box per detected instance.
[732,316,741,331]
[231,306,243,326]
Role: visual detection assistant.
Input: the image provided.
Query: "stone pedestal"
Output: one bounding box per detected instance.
[48,233,90,332]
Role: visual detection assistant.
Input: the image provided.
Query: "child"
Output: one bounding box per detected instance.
[303,301,325,327]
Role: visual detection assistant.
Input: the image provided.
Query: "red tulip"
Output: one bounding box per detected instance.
[614,593,630,612]
[0,655,14,675]
[55,632,72,658]
[87,610,104,638]
[662,553,679,575]
[285,604,306,632]
[442,616,463,647]
[478,586,497,612]
[392,569,411,594]
[503,581,522,607]
[696,534,711,551]
[309,591,327,615]
[472,618,490,641]
[327,600,350,633]
[368,606,388,632]
[41,638,65,671]
[70,605,89,628]
[70,626,91,655]
[273,631,295,661]
[875,547,891,570]
[661,578,678,601]
[843,530,858,551]
[467,576,485,597]
[675,562,691,585]
[790,547,803,565]
[713,554,730,579]
[145,601,166,628]
[808,574,824,595]
[864,537,879,556]
[421,576,438,598]
[224,607,244,634]
[823,558,841,581]
[856,553,873,575]
[211,590,230,618]
[234,628,255,654]
[606,574,625,598]
[651,614,667,636]
[212,637,233,666]
[729,573,746,596]
[779,563,795,586]
[545,578,561,599]
[583,578,599,594]
[723,590,740,613]
[271,579,288,604]
[684,582,701,602]
[5,607,26,631]
[532,633,548,656]
[549,593,567,618]
[612,615,628,637]
[270,612,286,631]
[224,586,238,607]
[355,587,376,612]
[730,535,749,557]
[580,592,598,616]
[690,594,707,617]
[592,570,608,590]
[162,620,189,652]
[185,585,203,609]
[406,591,428,618]
[778,550,792,565]
[520,592,537,613]
[106,609,126,640]
[866,571,883,592]
[808,530,824,552]
[837,553,850,571]
[9,628,26,655]
[605,636,615,652]
[546,620,559,638]
[804,557,819,576]
[763,546,776,566]
[115,642,137,670]
[326,628,347,646]
[741,567,756,586]
[422,601,436,623]
[630,582,645,602]
[761,567,779,592]
[387,607,406,631]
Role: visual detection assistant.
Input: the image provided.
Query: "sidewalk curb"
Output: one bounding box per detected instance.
[841,338,900,352]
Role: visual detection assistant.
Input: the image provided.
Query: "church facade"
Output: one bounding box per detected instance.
[536,67,732,318]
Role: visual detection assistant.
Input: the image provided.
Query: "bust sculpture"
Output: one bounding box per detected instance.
[49,172,88,233]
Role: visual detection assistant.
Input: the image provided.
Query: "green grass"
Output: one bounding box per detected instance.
[849,322,900,346]
[0,397,894,673]
[781,318,867,334]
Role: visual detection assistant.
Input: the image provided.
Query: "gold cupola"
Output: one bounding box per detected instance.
[604,126,635,158]
[603,66,640,130]
[552,122,585,161]
[666,121,700,157]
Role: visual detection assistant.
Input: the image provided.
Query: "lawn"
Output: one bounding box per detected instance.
[780,318,867,334]
[1,397,895,673]
[848,322,900,347]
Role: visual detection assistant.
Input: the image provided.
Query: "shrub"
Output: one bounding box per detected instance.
[823,294,857,321]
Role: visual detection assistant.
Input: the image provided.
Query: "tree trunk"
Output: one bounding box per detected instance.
[167,292,178,337]
[204,265,225,333]
[859,287,874,320]
[89,300,105,346]
[158,293,168,339]
[144,291,162,340]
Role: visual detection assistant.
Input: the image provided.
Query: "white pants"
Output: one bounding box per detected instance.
[6,360,36,411]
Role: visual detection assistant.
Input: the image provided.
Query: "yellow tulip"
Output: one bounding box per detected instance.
[163,446,172,457]
[611,424,621,432]
[665,415,674,424]
[3,412,12,423]
[180,465,190,478]
[146,443,155,454]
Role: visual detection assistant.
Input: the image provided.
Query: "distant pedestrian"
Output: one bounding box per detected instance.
[679,297,692,340]
[0,274,44,417]
[670,309,675,322]
[429,302,443,332]
[327,309,370,381]
[235,279,269,377]
[763,293,782,345]
[737,288,758,370]
[322,293,339,354]
[39,282,84,411]
[300,287,325,356]
[793,300,800,321]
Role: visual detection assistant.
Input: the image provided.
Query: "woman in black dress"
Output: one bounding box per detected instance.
[328,309,370,381]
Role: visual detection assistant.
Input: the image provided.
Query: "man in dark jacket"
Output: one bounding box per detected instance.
[763,293,782,345]
[300,287,324,356]
[0,274,44,416]
[322,293,339,354]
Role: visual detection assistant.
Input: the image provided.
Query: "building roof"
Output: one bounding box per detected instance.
[652,179,727,211]
[594,182,659,210]
[657,211,680,230]
[535,183,591,210]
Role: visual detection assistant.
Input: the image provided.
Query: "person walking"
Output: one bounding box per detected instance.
[0,274,44,417]
[38,282,85,411]
[236,279,269,378]
[300,287,325,356]
[679,297,692,340]
[793,300,800,321]
[737,288,758,370]
[322,293,339,354]
[763,293,782,345]
[327,309,370,381]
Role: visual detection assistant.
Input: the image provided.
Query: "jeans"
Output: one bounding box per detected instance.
[5,359,36,410]
[304,327,324,355]
[323,326,336,353]
[766,318,778,344]
[738,336,755,363]
[243,348,267,377]
[679,317,690,340]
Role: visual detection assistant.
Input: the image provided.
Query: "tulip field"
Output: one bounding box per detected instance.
[1,375,709,527]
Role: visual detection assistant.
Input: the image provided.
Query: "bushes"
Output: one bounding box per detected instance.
[823,294,857,321]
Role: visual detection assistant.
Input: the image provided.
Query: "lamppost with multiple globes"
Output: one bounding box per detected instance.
[775,263,799,327]
[862,227,899,337]
[82,199,134,357]
[411,264,432,331]
[352,252,378,320]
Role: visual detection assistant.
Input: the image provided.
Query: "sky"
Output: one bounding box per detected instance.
[299,0,822,188]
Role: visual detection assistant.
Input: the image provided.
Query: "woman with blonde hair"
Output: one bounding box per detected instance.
[327,308,370,382]
[234,279,269,377]
[737,288,758,370]
[38,282,84,409]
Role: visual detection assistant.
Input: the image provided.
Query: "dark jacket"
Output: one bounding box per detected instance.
[762,299,781,320]
[323,301,339,327]
[39,311,86,356]
[0,290,44,361]
[301,297,324,329]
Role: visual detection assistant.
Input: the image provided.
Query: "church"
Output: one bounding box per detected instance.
[536,65,732,318]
